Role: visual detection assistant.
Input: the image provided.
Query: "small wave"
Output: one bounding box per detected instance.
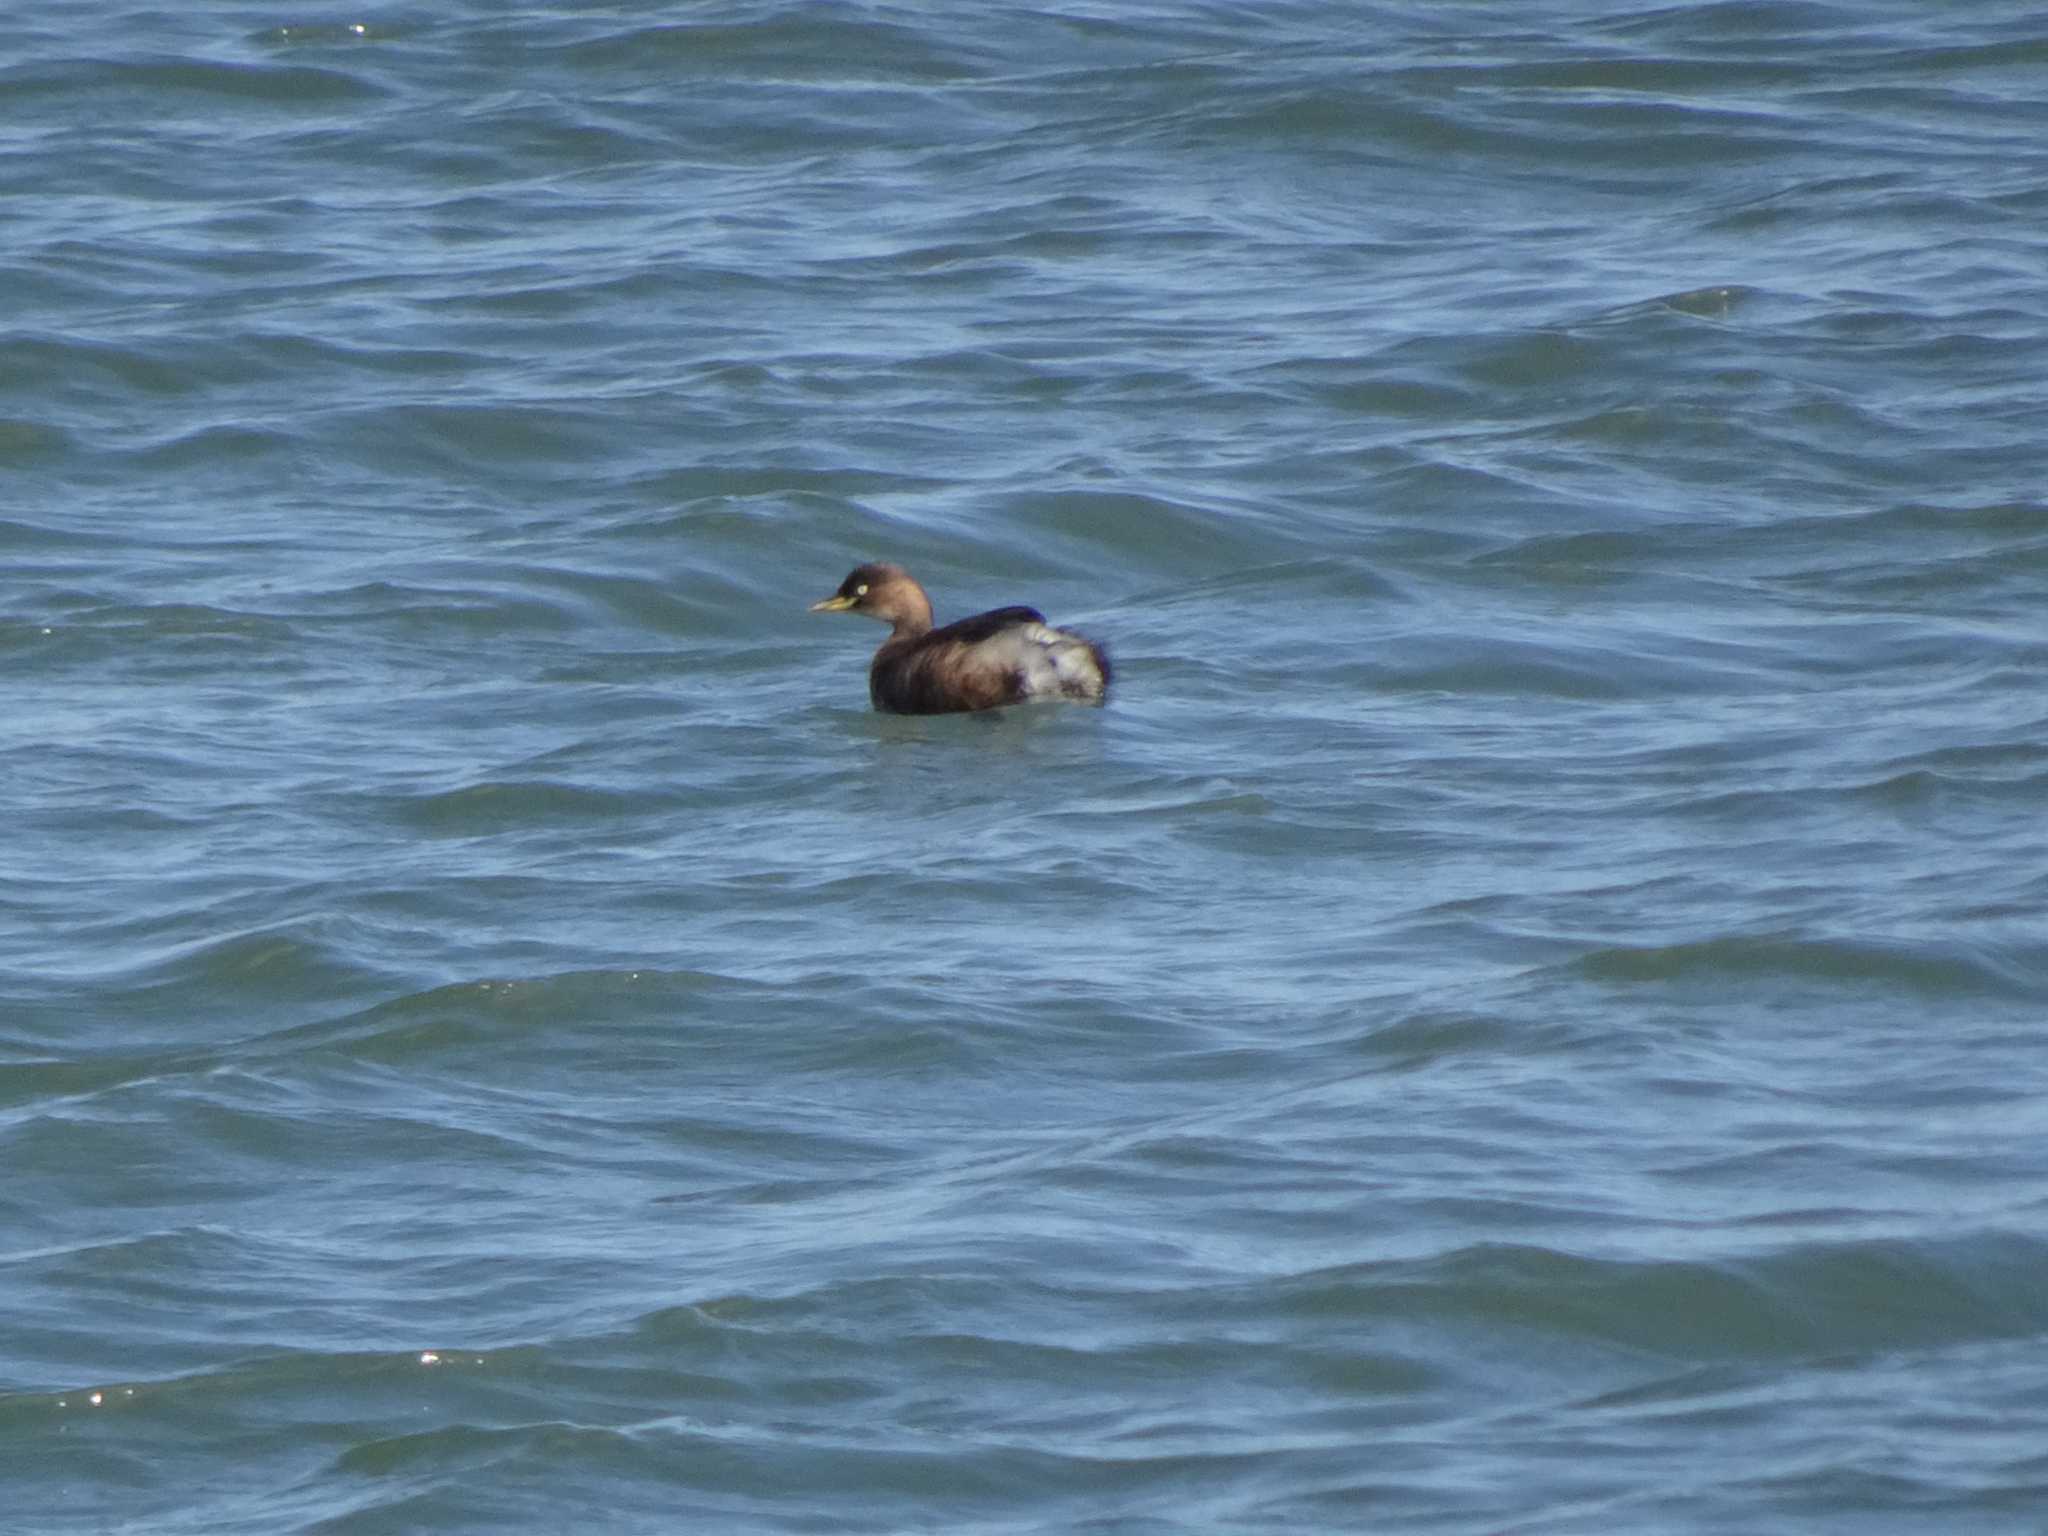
[0,1053,215,1115]
[627,462,940,505]
[290,577,602,648]
[37,920,373,1004]
[0,418,71,463]
[336,1418,619,1480]
[1344,1010,1518,1067]
[0,516,100,551]
[0,1339,498,1429]
[68,599,300,645]
[544,15,986,85]
[386,779,638,835]
[6,55,383,110]
[149,58,384,103]
[1364,632,1688,700]
[1572,932,2046,1001]
[1267,1230,2048,1360]
[1658,284,1755,319]
[325,402,622,476]
[265,968,761,1064]
[127,423,297,471]
[995,488,1290,575]
[0,333,203,399]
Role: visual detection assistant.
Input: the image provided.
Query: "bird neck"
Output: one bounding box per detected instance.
[884,588,933,637]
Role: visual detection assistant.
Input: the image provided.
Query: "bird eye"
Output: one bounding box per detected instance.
[855,584,868,596]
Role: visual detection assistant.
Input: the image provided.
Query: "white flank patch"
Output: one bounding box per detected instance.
[1014,623,1103,700]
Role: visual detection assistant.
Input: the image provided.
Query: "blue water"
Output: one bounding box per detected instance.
[7,4,2048,1531]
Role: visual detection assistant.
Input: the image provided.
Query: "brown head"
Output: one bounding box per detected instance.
[809,562,934,637]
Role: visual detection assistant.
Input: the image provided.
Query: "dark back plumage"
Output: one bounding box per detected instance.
[812,566,1109,715]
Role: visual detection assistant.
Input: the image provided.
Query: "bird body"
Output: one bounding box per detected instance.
[811,564,1110,715]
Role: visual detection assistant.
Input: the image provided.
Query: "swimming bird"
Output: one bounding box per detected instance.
[810,562,1111,714]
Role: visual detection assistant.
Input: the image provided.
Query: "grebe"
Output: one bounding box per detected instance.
[811,563,1110,714]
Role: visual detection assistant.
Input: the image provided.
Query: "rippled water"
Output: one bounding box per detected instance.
[7,3,2048,1531]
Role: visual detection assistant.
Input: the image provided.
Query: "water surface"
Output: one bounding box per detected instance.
[6,3,2048,1531]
